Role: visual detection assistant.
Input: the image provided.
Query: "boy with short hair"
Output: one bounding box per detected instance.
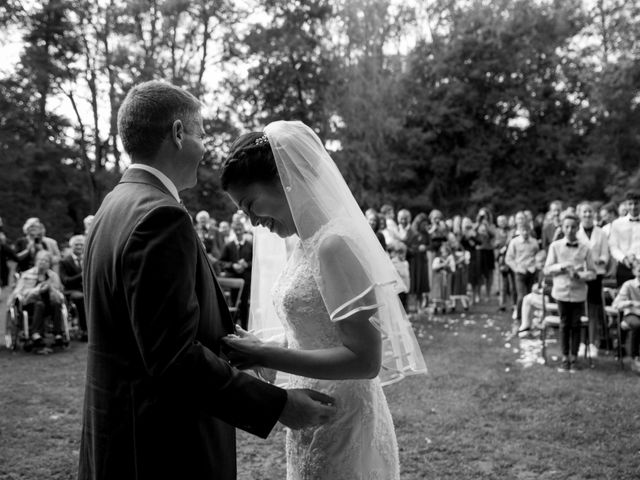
[612,260,640,373]
[544,213,597,372]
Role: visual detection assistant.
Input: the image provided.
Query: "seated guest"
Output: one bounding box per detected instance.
[194,210,217,257]
[60,234,87,341]
[612,260,640,373]
[544,213,596,372]
[13,250,66,347]
[219,221,253,329]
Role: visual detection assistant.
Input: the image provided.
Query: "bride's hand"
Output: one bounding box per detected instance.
[222,326,267,370]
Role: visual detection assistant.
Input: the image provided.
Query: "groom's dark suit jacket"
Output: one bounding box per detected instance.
[78,168,287,480]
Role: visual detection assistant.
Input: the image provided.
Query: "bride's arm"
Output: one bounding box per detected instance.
[225,310,382,380]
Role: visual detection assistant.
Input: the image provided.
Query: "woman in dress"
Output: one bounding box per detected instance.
[406,213,430,310]
[220,121,426,480]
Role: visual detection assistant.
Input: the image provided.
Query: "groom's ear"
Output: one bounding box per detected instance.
[171,119,184,150]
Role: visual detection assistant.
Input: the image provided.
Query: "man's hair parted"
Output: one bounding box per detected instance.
[117,81,202,160]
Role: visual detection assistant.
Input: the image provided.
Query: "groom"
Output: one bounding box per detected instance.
[78,81,336,480]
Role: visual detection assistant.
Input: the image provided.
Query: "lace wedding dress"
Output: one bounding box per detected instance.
[272,232,400,480]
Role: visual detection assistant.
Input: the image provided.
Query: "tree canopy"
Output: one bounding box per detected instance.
[1,0,639,241]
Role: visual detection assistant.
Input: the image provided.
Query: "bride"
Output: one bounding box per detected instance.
[220,121,426,479]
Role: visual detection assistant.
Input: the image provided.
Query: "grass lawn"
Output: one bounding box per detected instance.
[1,303,639,479]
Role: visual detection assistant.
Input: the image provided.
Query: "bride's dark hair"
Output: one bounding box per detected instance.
[221,132,279,190]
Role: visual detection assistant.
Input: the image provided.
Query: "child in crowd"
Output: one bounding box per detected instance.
[389,242,411,309]
[450,239,470,311]
[431,243,456,313]
[612,260,640,373]
[544,213,596,372]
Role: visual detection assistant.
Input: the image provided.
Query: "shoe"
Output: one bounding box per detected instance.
[569,360,579,372]
[53,334,67,347]
[557,360,570,373]
[589,344,599,358]
[498,306,506,312]
[518,328,531,339]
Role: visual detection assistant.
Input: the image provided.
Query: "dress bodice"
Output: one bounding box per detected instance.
[272,239,342,351]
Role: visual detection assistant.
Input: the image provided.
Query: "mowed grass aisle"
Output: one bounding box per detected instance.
[1,304,639,479]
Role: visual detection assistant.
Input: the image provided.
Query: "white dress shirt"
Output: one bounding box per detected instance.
[576,224,610,276]
[607,214,640,263]
[128,163,180,202]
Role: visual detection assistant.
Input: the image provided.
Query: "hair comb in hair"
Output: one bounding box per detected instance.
[254,134,269,146]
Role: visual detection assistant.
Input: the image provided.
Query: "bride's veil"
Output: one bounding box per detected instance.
[249,120,427,385]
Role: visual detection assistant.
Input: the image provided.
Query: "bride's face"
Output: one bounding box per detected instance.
[227,180,297,237]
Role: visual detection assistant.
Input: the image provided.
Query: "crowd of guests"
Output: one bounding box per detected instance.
[3,192,640,373]
[366,193,640,373]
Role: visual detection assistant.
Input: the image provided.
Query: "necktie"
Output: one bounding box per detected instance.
[566,242,579,248]
[630,218,640,222]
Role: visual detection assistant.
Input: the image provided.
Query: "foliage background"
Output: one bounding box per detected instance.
[1,0,639,241]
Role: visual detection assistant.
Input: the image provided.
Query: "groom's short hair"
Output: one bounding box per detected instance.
[118,81,202,160]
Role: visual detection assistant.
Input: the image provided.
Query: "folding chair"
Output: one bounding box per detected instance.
[540,293,592,367]
[217,277,245,322]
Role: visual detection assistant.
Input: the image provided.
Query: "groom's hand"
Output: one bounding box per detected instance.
[278,389,337,430]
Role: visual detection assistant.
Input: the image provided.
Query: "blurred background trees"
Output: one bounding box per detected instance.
[0,0,639,240]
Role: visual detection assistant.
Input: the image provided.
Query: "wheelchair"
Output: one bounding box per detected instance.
[4,292,72,353]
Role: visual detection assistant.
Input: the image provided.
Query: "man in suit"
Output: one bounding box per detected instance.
[60,235,87,341]
[219,221,252,329]
[78,81,335,480]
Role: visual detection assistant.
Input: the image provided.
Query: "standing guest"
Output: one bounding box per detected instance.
[13,250,66,347]
[389,242,410,309]
[450,238,470,311]
[495,214,515,312]
[396,209,412,243]
[612,260,640,373]
[427,209,449,286]
[474,208,495,303]
[14,218,49,273]
[525,210,540,240]
[83,215,95,236]
[577,202,610,357]
[219,221,253,329]
[38,221,62,272]
[541,201,563,250]
[460,217,480,303]
[544,213,597,372]
[608,190,640,287]
[367,211,387,250]
[599,203,617,236]
[618,201,629,218]
[451,215,463,240]
[431,243,455,313]
[380,204,399,244]
[60,234,88,341]
[1,229,17,290]
[406,213,430,311]
[505,221,539,328]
